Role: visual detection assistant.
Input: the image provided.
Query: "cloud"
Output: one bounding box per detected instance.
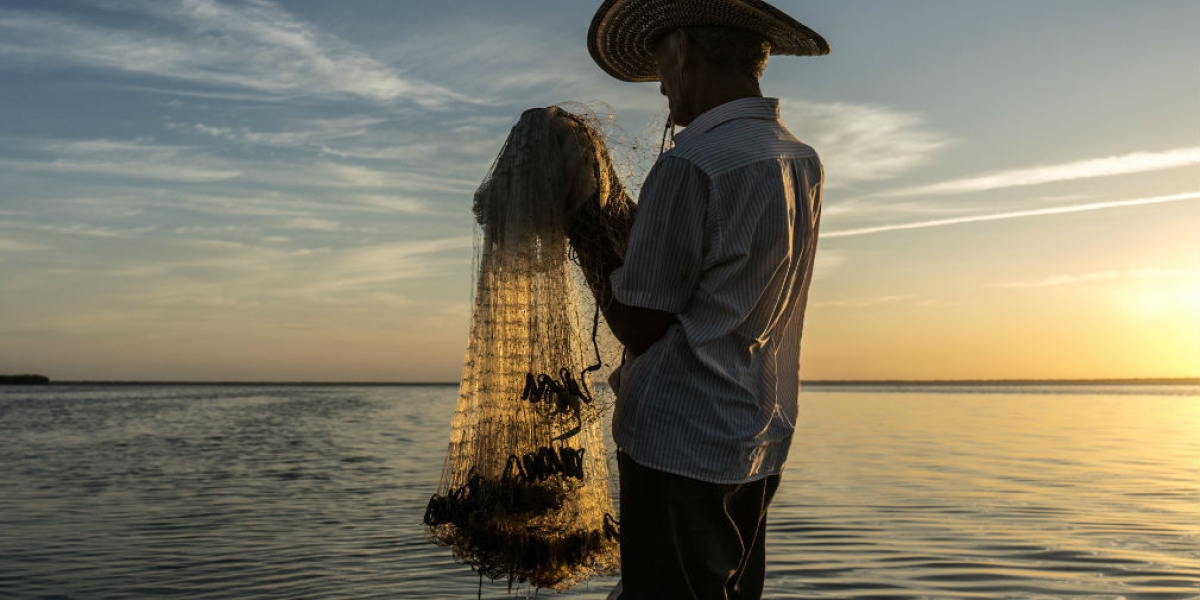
[181,117,407,156]
[301,236,474,295]
[812,249,848,281]
[279,217,343,231]
[178,110,507,169]
[1,222,473,306]
[388,19,659,111]
[0,239,41,251]
[781,100,953,187]
[174,224,262,236]
[823,191,1200,238]
[986,268,1200,289]
[986,272,1121,289]
[875,147,1200,198]
[0,138,242,182]
[182,118,466,167]
[0,1,466,106]
[93,188,330,219]
[334,194,435,215]
[1131,268,1200,280]
[20,223,159,239]
[2,130,477,210]
[815,295,917,309]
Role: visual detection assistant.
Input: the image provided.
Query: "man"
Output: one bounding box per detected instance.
[570,1,829,598]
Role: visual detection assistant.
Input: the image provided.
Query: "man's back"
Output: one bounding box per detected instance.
[611,96,823,484]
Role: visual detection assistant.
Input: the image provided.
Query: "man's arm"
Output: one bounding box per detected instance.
[549,108,673,354]
[570,154,710,356]
[571,229,674,356]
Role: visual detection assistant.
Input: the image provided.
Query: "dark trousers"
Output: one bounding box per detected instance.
[617,452,781,600]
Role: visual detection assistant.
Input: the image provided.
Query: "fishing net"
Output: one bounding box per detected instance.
[424,106,637,591]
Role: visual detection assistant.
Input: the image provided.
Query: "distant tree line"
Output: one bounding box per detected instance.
[0,374,50,385]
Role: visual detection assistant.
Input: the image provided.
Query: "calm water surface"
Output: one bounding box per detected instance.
[1,384,1196,599]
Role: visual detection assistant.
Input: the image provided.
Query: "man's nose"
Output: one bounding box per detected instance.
[659,83,666,97]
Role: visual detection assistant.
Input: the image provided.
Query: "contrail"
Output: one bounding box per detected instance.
[823,191,1200,238]
[872,147,1200,198]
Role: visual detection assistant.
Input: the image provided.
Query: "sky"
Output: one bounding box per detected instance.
[0,0,1197,382]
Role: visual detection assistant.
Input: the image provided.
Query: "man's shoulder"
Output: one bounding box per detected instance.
[670,121,818,180]
[644,151,708,185]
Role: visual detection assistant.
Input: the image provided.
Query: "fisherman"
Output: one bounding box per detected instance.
[569,1,830,598]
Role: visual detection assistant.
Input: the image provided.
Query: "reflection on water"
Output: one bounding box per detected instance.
[779,386,1199,599]
[0,384,1196,599]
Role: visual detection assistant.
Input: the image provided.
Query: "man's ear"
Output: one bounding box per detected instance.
[674,29,690,67]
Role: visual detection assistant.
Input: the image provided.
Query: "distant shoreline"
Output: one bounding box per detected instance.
[25,377,1200,387]
[48,381,461,387]
[803,378,1200,387]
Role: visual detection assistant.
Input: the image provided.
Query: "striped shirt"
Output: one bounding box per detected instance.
[610,96,823,484]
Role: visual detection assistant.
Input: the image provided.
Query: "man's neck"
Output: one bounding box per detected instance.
[680,74,762,126]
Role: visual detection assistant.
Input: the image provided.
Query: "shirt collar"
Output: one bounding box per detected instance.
[673,97,781,146]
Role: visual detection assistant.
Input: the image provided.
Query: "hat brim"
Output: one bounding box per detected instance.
[588,0,830,82]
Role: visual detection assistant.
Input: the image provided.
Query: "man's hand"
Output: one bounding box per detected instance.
[473,107,605,237]
[542,108,605,234]
[546,108,675,356]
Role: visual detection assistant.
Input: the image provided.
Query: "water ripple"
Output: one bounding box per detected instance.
[0,384,1196,599]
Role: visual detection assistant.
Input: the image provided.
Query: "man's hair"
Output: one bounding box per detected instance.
[684,25,771,79]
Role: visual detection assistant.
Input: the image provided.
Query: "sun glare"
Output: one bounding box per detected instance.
[1124,280,1200,320]
[1186,281,1200,312]
[1129,287,1170,318]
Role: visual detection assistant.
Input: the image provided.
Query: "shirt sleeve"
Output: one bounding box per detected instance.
[610,156,708,314]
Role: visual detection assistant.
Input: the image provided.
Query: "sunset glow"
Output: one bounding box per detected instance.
[0,1,1196,381]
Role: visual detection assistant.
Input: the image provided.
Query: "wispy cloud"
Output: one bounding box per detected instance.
[824,191,1200,238]
[0,239,41,251]
[815,295,917,309]
[875,147,1200,198]
[2,133,475,209]
[333,194,436,215]
[1,222,473,303]
[1131,268,1200,280]
[0,0,466,106]
[301,236,474,295]
[812,250,849,281]
[174,224,262,237]
[986,272,1121,288]
[179,118,460,164]
[19,223,159,239]
[279,217,343,232]
[388,19,660,111]
[987,268,1199,289]
[782,100,953,187]
[0,138,242,182]
[186,118,383,146]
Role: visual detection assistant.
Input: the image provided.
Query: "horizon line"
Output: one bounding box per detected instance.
[15,377,1199,387]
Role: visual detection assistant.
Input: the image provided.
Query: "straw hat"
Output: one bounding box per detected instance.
[588,0,830,82]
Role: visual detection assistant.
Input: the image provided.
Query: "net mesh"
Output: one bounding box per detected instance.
[424,106,638,591]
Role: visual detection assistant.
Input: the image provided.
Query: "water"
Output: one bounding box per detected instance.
[1,384,1196,599]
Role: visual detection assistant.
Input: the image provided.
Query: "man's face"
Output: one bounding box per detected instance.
[652,31,689,126]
